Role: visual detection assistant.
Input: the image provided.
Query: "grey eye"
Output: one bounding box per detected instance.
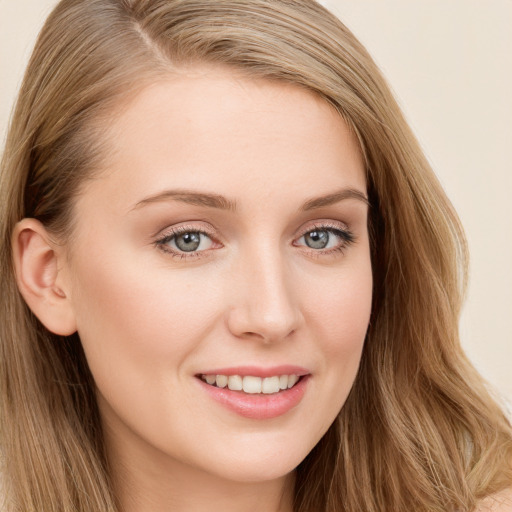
[296,227,352,251]
[173,232,206,252]
[304,230,330,249]
[156,228,216,256]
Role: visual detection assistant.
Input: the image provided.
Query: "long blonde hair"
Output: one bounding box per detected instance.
[1,1,511,511]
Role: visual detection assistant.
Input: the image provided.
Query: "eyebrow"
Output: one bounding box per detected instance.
[131,187,369,212]
[300,188,369,211]
[132,189,237,211]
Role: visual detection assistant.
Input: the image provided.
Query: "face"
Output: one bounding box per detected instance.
[64,67,372,486]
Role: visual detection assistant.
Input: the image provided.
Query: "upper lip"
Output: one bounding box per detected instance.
[197,365,310,378]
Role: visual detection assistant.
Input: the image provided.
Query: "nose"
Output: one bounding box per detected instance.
[226,247,304,343]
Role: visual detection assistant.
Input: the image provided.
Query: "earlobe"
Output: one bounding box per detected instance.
[12,218,77,336]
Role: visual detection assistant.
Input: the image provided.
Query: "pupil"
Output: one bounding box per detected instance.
[176,232,201,252]
[305,230,329,249]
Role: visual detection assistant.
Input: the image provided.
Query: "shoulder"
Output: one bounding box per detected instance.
[475,489,512,512]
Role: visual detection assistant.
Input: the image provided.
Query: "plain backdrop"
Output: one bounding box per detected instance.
[1,0,511,406]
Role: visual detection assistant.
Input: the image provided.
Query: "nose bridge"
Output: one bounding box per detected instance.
[227,240,302,341]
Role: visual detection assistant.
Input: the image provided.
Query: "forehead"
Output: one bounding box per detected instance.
[78,66,366,214]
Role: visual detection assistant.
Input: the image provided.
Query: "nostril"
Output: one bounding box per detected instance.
[225,273,304,341]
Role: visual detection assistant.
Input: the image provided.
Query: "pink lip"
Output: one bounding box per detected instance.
[198,365,310,378]
[196,369,310,420]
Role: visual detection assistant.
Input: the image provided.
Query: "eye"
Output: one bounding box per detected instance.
[156,228,216,256]
[172,231,211,252]
[295,225,354,252]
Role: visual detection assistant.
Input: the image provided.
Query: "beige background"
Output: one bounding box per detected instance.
[1,0,511,406]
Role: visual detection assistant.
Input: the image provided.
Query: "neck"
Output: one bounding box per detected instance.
[114,463,295,512]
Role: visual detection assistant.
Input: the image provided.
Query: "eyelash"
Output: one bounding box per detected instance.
[154,225,218,260]
[154,222,355,260]
[294,222,355,258]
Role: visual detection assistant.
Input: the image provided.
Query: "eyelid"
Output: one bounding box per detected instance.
[293,220,356,254]
[156,222,217,240]
[295,220,355,245]
[295,220,352,240]
[153,219,355,260]
[154,222,222,259]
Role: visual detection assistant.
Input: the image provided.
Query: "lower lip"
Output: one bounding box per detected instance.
[198,376,309,419]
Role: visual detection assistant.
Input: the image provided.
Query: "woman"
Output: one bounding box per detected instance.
[0,1,511,511]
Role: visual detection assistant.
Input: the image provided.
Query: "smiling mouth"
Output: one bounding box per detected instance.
[199,374,301,394]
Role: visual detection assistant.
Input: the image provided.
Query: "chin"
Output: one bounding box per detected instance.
[191,430,323,484]
[210,457,300,484]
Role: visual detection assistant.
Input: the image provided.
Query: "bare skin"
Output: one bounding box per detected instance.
[13,67,372,511]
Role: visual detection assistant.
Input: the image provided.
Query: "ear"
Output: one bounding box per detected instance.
[12,218,77,336]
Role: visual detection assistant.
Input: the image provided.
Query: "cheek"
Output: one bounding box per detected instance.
[68,251,229,450]
[322,285,371,357]
[305,259,372,352]
[69,249,221,388]
[301,259,372,418]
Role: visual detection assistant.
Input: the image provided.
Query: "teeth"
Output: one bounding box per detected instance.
[228,375,243,391]
[201,373,301,394]
[216,375,228,388]
[205,375,216,385]
[262,376,280,394]
[243,376,261,394]
[287,374,299,388]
